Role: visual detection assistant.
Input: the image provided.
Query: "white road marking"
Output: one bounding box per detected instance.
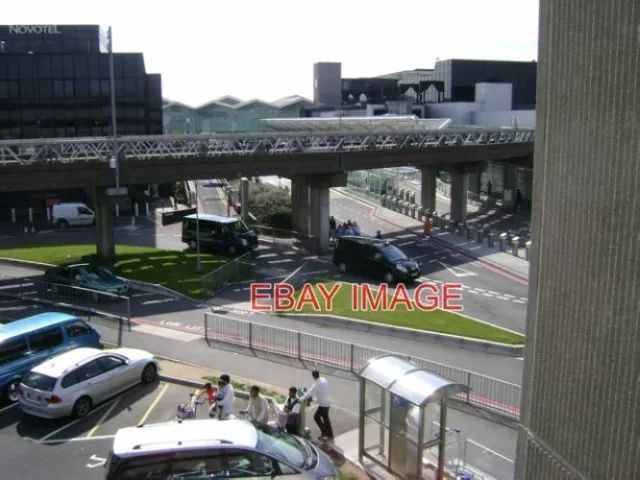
[503,294,515,298]
[0,403,18,414]
[513,299,526,304]
[468,290,480,294]
[86,455,107,469]
[132,324,201,342]
[489,291,500,295]
[268,259,294,265]
[497,296,511,300]
[482,293,494,297]
[38,401,114,443]
[397,241,414,247]
[436,261,479,278]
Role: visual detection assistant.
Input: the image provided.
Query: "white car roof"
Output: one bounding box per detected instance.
[112,419,259,456]
[31,347,103,377]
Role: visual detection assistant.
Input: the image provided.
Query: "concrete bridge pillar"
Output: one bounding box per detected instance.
[309,187,330,253]
[450,165,468,224]
[91,187,116,264]
[503,164,518,208]
[420,166,437,211]
[291,176,310,235]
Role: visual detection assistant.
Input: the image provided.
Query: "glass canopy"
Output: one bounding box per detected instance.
[358,355,470,407]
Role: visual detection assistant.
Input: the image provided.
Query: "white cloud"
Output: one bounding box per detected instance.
[4,0,539,106]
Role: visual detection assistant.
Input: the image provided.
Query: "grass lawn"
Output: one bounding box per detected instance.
[0,244,228,299]
[283,280,524,345]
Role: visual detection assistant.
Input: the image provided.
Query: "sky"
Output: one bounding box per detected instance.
[5,0,539,107]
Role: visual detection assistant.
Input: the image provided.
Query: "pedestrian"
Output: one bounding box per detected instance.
[215,374,235,419]
[241,385,269,424]
[345,221,354,236]
[196,381,218,417]
[352,222,361,236]
[299,370,334,441]
[486,181,493,196]
[515,189,522,212]
[375,230,382,239]
[283,387,302,435]
[329,216,337,240]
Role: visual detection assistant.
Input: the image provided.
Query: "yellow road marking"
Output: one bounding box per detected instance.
[137,383,169,426]
[86,397,120,438]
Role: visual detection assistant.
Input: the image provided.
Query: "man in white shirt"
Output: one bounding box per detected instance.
[299,370,334,440]
[216,374,235,419]
[241,385,269,424]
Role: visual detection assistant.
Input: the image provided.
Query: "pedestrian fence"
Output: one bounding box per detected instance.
[250,224,315,250]
[0,274,131,346]
[201,252,255,296]
[203,313,521,422]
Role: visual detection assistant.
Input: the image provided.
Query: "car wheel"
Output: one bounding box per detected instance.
[73,396,92,418]
[384,272,395,283]
[4,380,21,403]
[141,363,158,384]
[338,262,348,273]
[189,240,196,249]
[228,245,237,255]
[56,219,69,229]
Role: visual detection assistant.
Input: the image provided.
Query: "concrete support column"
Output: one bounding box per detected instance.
[309,187,330,253]
[450,165,468,224]
[420,166,437,211]
[467,168,481,194]
[503,164,518,208]
[92,187,115,263]
[240,177,249,223]
[291,176,310,235]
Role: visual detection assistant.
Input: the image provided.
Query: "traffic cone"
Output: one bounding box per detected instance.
[424,220,431,236]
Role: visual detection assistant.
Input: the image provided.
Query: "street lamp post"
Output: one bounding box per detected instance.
[107,26,120,217]
[195,180,201,273]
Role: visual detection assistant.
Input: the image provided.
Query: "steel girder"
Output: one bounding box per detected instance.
[0,129,535,166]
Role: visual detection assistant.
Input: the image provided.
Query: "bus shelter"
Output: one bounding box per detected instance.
[357,355,470,480]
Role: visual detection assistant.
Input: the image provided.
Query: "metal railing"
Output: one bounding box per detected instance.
[203,313,521,422]
[0,275,132,345]
[250,224,314,249]
[201,252,255,296]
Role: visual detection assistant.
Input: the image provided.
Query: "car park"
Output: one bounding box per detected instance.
[333,236,421,283]
[43,263,132,296]
[105,418,338,480]
[0,312,101,402]
[182,213,259,255]
[18,346,158,419]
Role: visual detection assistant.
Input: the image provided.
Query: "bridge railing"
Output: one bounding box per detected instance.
[203,313,521,422]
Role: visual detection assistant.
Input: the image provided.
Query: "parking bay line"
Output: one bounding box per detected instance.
[0,402,18,414]
[36,400,115,444]
[40,434,116,445]
[138,382,169,426]
[86,396,121,438]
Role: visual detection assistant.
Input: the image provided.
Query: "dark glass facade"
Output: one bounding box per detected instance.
[341,78,400,105]
[0,25,162,140]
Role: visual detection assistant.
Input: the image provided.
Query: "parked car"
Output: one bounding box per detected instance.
[43,263,131,296]
[0,312,101,403]
[18,347,158,419]
[105,418,338,480]
[51,202,95,228]
[182,213,259,255]
[333,236,420,283]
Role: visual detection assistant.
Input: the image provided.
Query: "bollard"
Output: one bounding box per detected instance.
[404,201,410,215]
[46,207,51,223]
[409,192,416,204]
[134,203,139,217]
[417,207,423,221]
[476,228,484,244]
[381,195,387,208]
[399,188,405,200]
[11,208,16,224]
[525,240,532,260]
[457,222,465,236]
[145,202,150,216]
[449,219,457,233]
[410,204,417,218]
[467,225,475,240]
[512,236,520,256]
[487,231,496,248]
[27,207,33,224]
[499,233,508,251]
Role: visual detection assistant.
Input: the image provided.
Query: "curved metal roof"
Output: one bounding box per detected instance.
[260,116,452,133]
[358,355,470,406]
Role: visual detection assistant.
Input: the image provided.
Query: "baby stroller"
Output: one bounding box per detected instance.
[175,392,204,420]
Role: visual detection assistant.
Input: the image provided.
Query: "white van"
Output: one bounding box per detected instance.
[51,202,95,228]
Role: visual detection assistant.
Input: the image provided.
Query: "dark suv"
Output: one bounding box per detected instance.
[332,236,420,283]
[182,213,258,255]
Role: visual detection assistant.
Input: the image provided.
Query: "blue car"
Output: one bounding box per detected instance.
[0,312,102,402]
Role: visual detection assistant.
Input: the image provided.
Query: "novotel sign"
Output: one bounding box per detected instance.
[8,25,62,35]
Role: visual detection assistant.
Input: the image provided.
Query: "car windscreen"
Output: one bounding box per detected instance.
[378,244,408,262]
[255,423,309,469]
[81,265,115,278]
[227,220,249,234]
[22,371,57,392]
